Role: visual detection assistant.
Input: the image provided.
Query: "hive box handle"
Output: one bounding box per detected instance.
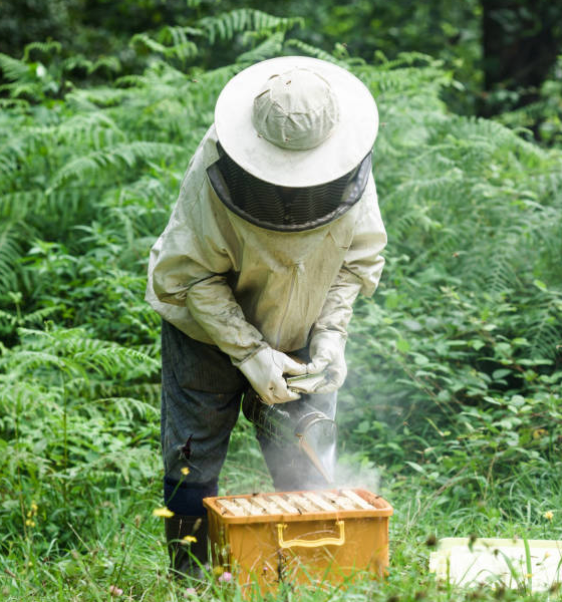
[276,521,346,549]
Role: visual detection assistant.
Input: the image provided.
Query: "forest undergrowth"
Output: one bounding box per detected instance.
[1,11,561,601]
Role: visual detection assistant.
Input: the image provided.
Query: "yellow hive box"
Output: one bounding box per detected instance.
[203,488,393,594]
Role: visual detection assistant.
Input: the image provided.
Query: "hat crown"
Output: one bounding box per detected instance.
[252,68,340,151]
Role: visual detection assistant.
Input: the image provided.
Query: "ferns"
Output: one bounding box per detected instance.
[131,29,199,63]
[49,141,184,190]
[22,40,62,62]
[128,9,303,67]
[0,222,21,293]
[361,53,562,363]
[199,9,303,44]
[1,22,560,366]
[66,54,122,76]
[0,52,29,81]
[0,326,161,525]
[283,39,345,65]
[237,31,285,64]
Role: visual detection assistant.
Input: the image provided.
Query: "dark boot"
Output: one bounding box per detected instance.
[165,514,209,579]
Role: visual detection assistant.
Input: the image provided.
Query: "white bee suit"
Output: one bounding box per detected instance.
[146,126,387,368]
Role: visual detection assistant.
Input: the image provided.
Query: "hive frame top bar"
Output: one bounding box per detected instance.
[203,488,393,524]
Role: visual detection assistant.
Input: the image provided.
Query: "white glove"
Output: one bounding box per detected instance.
[239,347,307,405]
[306,331,347,393]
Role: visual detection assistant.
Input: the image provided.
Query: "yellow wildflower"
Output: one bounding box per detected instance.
[525,573,533,579]
[181,467,190,476]
[182,535,197,544]
[543,510,554,521]
[31,502,38,513]
[213,566,225,576]
[533,429,547,440]
[25,519,36,527]
[153,507,175,518]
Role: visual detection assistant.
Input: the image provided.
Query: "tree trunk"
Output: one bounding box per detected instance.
[480,0,561,116]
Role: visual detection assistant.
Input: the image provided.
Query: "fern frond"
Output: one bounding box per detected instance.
[60,54,94,73]
[283,39,343,65]
[526,297,562,359]
[0,308,17,327]
[61,55,123,76]
[0,82,41,101]
[163,25,203,58]
[22,40,62,62]
[0,97,30,110]
[94,55,122,74]
[3,349,71,375]
[0,149,20,180]
[49,141,183,189]
[5,327,160,382]
[94,397,159,421]
[250,10,303,34]
[51,111,123,147]
[66,87,130,109]
[531,164,562,200]
[391,52,440,68]
[237,32,284,64]
[0,53,29,81]
[447,117,548,166]
[199,9,302,44]
[131,33,190,61]
[90,381,161,404]
[0,222,21,293]
[0,190,38,220]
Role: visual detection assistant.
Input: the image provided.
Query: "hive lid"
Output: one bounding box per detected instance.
[203,488,393,524]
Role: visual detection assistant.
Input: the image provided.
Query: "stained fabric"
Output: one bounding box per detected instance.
[207,142,372,232]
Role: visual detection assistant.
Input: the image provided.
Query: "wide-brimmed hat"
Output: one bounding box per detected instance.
[214,56,378,187]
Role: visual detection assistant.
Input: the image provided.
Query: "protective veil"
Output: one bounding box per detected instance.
[207,142,372,232]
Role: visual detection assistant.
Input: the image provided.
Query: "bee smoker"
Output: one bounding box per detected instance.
[242,389,337,485]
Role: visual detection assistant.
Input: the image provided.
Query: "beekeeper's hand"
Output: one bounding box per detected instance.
[239,347,307,405]
[306,331,347,393]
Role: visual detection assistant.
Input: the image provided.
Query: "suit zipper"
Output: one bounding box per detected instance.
[275,266,298,349]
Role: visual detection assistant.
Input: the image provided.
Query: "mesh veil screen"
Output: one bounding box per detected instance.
[207,143,372,232]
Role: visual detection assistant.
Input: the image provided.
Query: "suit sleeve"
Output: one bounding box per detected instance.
[148,141,267,366]
[312,175,387,337]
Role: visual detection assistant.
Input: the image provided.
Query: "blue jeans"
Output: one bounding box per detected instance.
[160,320,337,515]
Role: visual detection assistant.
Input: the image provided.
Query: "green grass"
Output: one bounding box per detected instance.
[2,417,561,601]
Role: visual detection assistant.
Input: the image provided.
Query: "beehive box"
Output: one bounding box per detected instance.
[203,488,393,593]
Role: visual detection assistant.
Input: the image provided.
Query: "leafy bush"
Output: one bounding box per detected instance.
[340,54,562,501]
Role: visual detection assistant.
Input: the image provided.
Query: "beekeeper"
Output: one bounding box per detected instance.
[146,55,386,577]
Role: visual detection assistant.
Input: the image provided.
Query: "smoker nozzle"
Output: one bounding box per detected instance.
[242,389,337,485]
